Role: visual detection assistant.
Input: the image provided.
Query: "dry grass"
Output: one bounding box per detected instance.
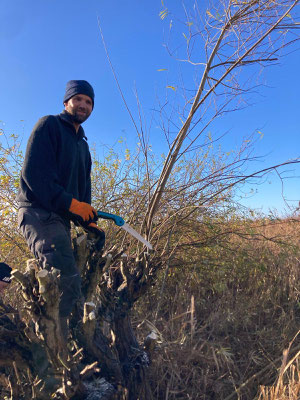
[258,346,300,400]
[134,216,300,399]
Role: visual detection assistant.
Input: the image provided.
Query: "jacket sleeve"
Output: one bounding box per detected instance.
[83,151,92,205]
[21,116,73,212]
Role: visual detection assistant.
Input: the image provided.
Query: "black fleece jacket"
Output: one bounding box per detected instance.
[17,111,92,217]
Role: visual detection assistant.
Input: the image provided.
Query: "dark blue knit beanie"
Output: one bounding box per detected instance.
[0,262,12,283]
[63,80,95,108]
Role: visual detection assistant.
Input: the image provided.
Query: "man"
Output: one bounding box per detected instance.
[16,80,104,330]
[0,262,12,293]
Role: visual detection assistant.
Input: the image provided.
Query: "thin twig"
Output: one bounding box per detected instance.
[97,16,140,137]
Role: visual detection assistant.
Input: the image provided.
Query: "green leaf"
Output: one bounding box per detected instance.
[157,68,168,72]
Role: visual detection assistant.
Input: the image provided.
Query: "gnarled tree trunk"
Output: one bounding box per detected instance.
[1,232,158,399]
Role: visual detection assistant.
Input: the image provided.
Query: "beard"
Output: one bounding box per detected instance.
[71,109,91,124]
[66,104,91,125]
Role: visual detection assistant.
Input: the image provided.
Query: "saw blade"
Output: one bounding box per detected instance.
[121,223,153,250]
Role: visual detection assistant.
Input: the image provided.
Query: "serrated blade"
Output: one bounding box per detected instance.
[121,223,153,250]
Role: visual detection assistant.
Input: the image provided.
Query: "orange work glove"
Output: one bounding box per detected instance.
[69,199,97,222]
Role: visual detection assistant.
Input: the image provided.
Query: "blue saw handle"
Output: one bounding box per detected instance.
[97,211,125,227]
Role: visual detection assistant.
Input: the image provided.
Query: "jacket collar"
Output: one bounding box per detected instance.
[58,110,87,140]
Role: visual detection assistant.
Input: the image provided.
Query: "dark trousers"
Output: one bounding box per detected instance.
[18,207,81,317]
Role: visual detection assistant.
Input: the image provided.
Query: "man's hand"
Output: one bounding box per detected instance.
[86,222,104,235]
[85,222,105,251]
[69,199,97,222]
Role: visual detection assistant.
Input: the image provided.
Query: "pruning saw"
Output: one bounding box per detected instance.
[97,211,153,250]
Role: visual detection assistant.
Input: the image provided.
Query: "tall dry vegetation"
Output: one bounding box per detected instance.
[135,216,300,399]
[1,132,299,398]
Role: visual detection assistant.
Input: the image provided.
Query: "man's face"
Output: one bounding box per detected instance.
[64,94,93,125]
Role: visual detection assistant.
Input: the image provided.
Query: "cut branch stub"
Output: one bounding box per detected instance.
[83,301,97,347]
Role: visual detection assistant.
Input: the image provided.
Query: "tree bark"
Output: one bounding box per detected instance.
[0,233,157,399]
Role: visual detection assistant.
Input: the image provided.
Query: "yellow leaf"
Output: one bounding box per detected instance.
[157,68,168,71]
[258,130,264,139]
[166,86,176,91]
[159,9,168,20]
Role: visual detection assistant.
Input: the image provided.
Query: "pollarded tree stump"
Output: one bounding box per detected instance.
[2,232,158,399]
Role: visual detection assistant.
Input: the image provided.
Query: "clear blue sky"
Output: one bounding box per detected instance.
[1,0,299,215]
